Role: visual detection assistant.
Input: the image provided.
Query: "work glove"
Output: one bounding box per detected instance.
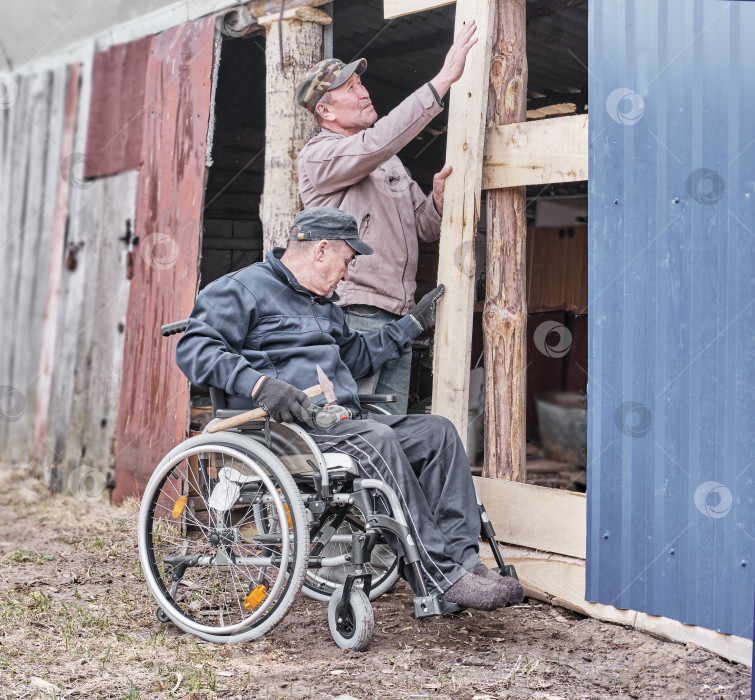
[252,376,312,424]
[409,284,445,332]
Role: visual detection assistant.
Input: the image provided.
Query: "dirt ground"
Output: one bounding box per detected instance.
[0,463,751,700]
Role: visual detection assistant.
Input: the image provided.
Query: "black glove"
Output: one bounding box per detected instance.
[409,284,445,332]
[253,377,312,424]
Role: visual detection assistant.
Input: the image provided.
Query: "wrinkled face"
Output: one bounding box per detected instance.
[313,241,357,297]
[320,73,378,135]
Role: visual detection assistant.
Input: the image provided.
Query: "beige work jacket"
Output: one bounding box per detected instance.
[298,83,444,315]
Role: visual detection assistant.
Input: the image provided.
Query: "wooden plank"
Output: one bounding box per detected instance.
[480,544,753,667]
[384,0,456,19]
[84,36,152,178]
[33,63,80,467]
[482,114,588,189]
[0,74,27,455]
[474,475,586,558]
[4,68,69,465]
[60,172,138,496]
[113,17,216,504]
[43,54,97,490]
[2,74,40,461]
[430,0,495,446]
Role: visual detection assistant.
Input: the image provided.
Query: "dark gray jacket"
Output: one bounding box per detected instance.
[176,249,421,413]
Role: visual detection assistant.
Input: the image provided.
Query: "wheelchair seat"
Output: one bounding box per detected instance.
[212,409,358,476]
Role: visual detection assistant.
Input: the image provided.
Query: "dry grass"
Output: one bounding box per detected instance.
[0,462,750,699]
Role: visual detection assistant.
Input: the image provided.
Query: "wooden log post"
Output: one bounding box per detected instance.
[482,0,527,481]
[259,7,330,251]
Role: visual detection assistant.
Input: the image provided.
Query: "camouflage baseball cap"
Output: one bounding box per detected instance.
[296,57,368,113]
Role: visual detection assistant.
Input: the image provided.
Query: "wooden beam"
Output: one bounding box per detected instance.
[480,544,753,667]
[482,0,527,481]
[259,12,323,251]
[431,0,495,446]
[384,0,455,19]
[257,6,332,26]
[482,113,588,189]
[474,476,586,558]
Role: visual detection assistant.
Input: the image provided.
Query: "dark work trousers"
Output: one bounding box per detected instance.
[308,414,482,596]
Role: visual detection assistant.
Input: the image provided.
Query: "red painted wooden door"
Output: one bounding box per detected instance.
[113,17,215,503]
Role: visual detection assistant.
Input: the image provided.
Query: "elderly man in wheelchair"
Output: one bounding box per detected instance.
[137,207,522,650]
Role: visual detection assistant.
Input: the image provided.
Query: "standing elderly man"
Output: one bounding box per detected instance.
[295,21,478,414]
[175,207,523,611]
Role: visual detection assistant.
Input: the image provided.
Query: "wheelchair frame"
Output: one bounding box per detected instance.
[138,322,515,650]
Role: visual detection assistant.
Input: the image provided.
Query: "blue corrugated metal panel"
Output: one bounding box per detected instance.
[587,0,755,637]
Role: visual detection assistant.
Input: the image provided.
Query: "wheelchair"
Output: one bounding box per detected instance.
[138,321,516,651]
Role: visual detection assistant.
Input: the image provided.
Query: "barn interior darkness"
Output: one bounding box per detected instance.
[199,0,588,488]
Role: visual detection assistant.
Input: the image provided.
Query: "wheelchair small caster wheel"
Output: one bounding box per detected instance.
[155,607,170,624]
[328,585,374,651]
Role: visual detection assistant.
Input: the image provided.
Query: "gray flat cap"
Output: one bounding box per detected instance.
[290,207,374,255]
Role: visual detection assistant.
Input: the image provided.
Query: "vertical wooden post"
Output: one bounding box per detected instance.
[482,0,528,481]
[259,9,329,251]
[431,0,495,447]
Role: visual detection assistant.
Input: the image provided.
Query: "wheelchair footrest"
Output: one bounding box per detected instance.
[412,593,465,619]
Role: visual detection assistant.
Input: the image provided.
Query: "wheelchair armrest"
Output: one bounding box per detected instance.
[358,394,397,404]
[161,319,189,336]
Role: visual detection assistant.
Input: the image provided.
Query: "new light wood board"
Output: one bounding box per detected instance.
[482,113,588,189]
[384,0,456,19]
[474,476,586,559]
[431,0,494,446]
[480,544,752,667]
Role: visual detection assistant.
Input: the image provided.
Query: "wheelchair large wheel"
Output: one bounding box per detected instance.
[302,503,399,602]
[138,434,308,643]
[328,585,374,651]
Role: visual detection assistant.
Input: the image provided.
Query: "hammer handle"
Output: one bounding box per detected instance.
[207,384,323,433]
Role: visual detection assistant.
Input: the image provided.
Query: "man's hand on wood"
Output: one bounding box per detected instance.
[408,284,446,332]
[432,164,453,214]
[429,20,478,99]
